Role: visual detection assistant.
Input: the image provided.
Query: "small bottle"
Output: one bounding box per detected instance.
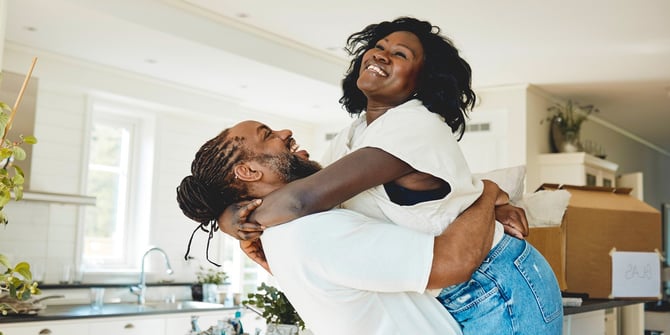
[234,310,244,335]
[190,315,201,334]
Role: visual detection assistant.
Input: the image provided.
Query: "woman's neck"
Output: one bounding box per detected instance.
[365,96,415,124]
[365,105,390,124]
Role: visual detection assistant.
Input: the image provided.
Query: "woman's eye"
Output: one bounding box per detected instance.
[394,51,407,59]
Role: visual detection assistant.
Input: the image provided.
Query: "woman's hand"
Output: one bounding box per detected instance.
[240,239,272,274]
[495,204,529,239]
[218,199,265,240]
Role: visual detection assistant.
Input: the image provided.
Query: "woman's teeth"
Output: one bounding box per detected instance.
[366,64,387,76]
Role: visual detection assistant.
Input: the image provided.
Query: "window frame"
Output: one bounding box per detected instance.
[78,98,156,271]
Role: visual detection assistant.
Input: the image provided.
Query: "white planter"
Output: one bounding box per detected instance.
[266,324,299,335]
[201,283,219,303]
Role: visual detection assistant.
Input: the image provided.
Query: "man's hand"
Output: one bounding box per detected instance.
[218,199,265,240]
[495,204,529,239]
[240,239,272,274]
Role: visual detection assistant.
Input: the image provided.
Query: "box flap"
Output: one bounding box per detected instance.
[537,183,659,214]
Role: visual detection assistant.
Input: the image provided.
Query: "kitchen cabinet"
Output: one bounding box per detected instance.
[0,310,236,335]
[0,320,87,335]
[164,310,231,335]
[89,316,165,335]
[538,152,618,187]
[563,309,606,335]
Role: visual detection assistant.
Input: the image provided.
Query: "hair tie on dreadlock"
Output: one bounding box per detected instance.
[183,219,221,267]
[204,219,221,267]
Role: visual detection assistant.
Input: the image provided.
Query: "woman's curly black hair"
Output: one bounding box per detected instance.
[339,17,476,140]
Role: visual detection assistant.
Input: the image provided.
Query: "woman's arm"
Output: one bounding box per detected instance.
[248,147,414,226]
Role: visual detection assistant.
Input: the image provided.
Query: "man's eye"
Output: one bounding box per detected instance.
[374,44,384,51]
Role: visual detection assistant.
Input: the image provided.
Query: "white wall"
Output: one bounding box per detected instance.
[580,119,670,209]
[474,85,529,168]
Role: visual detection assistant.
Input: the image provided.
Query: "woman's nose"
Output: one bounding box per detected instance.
[372,51,389,64]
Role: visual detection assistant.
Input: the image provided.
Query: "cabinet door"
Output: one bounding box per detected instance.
[164,316,193,335]
[563,310,606,335]
[0,321,87,335]
[90,317,165,335]
[165,311,233,335]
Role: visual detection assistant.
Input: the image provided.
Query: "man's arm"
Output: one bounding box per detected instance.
[426,180,500,289]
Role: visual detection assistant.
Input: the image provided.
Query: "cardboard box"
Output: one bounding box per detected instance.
[527,184,662,298]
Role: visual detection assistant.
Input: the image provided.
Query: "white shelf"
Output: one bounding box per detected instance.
[20,191,96,206]
[538,152,619,187]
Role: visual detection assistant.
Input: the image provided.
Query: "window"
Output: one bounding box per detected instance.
[80,100,155,270]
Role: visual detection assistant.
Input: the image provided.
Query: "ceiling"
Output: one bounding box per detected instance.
[4,0,670,152]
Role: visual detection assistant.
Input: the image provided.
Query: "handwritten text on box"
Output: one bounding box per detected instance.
[611,251,660,298]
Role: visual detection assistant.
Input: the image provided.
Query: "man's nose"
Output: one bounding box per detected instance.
[276,129,292,140]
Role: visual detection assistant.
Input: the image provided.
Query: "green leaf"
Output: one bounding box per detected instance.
[12,173,25,185]
[22,135,37,145]
[13,165,24,176]
[14,262,32,281]
[14,187,23,201]
[0,102,10,114]
[12,147,26,161]
[0,148,12,160]
[0,190,10,207]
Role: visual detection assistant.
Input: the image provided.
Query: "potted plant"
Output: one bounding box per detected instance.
[243,282,304,335]
[0,254,42,316]
[0,60,40,323]
[544,100,599,153]
[193,266,228,303]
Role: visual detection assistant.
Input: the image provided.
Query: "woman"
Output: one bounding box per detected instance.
[219,17,562,334]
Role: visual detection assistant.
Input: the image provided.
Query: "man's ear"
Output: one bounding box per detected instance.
[233,162,262,181]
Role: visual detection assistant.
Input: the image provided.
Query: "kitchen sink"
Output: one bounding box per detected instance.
[146,300,226,310]
[37,301,227,318]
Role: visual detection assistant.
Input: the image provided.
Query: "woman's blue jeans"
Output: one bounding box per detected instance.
[436,234,563,335]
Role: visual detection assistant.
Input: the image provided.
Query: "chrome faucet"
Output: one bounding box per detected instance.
[130,247,174,304]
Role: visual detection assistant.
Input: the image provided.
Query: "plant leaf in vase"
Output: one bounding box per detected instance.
[543,100,599,153]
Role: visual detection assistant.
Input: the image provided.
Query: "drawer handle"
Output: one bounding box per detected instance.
[124,323,135,329]
[38,329,52,335]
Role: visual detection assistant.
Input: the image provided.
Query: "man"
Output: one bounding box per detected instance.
[177,120,519,335]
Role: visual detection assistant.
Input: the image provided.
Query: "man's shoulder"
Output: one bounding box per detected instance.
[294,208,378,224]
[267,209,391,240]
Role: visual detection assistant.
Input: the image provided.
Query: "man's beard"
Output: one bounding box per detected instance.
[254,152,322,183]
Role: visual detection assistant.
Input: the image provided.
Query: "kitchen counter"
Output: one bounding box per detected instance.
[563,298,652,315]
[0,301,236,323]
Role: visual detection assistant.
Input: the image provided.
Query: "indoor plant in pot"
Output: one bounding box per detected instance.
[243,282,305,335]
[0,59,41,321]
[194,266,228,303]
[0,254,42,315]
[544,100,599,153]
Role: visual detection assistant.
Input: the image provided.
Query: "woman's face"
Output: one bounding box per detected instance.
[357,31,425,108]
